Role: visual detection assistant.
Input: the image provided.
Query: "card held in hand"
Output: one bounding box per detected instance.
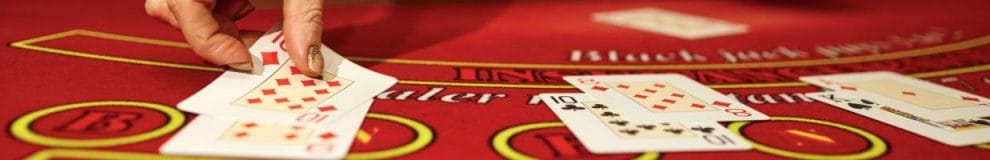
[178,24,396,124]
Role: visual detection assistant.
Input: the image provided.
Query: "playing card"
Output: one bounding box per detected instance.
[800,71,990,120]
[564,74,768,122]
[540,93,750,153]
[179,24,397,124]
[160,100,373,159]
[806,92,990,146]
[592,7,749,40]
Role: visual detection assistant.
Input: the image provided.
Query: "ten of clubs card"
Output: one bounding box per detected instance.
[540,93,751,153]
[564,74,768,122]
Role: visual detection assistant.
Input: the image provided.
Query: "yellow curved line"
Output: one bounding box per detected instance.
[11,101,186,148]
[25,149,227,160]
[23,29,990,70]
[345,35,990,70]
[10,29,990,89]
[490,122,661,160]
[727,116,888,160]
[77,30,191,48]
[346,113,434,160]
[10,30,222,72]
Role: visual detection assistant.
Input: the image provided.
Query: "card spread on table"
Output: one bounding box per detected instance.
[540,93,750,153]
[178,24,397,124]
[800,71,990,120]
[160,100,373,159]
[806,92,990,146]
[564,74,768,122]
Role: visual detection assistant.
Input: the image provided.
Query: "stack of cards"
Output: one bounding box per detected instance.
[800,71,990,146]
[160,24,397,159]
[539,74,769,153]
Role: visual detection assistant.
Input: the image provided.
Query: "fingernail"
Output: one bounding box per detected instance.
[228,62,253,71]
[308,45,323,74]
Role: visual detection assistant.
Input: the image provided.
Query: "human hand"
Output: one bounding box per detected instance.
[145,0,324,77]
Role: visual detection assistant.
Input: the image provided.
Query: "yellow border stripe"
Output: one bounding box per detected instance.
[19,29,990,70]
[9,29,990,89]
[10,30,221,72]
[77,30,191,48]
[25,149,225,160]
[346,35,990,70]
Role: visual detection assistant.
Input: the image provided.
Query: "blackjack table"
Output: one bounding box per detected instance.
[3,0,990,159]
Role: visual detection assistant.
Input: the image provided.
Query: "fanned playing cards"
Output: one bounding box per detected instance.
[541,74,765,153]
[801,71,990,146]
[161,24,396,159]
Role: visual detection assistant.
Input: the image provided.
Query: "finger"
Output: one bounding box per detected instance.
[239,30,264,47]
[168,0,253,70]
[283,0,324,77]
[145,0,178,26]
[229,30,264,70]
[216,0,254,21]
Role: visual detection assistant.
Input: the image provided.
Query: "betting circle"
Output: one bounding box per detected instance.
[10,101,185,148]
[727,116,888,159]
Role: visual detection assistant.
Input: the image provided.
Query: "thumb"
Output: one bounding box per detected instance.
[283,0,324,77]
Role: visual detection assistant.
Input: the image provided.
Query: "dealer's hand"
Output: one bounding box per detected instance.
[145,0,324,77]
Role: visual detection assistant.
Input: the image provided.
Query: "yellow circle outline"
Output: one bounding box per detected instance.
[491,122,660,160]
[727,116,887,159]
[345,113,434,159]
[10,101,186,148]
[976,143,990,149]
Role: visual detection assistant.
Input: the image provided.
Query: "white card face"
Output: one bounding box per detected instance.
[591,7,749,40]
[564,74,768,122]
[806,92,990,146]
[800,71,990,121]
[178,26,397,124]
[160,100,373,159]
[540,93,750,153]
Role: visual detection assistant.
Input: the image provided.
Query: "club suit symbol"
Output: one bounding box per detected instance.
[664,128,684,134]
[690,126,715,134]
[609,120,629,126]
[561,104,585,111]
[600,112,620,117]
[620,129,639,135]
[847,99,876,110]
[591,104,609,109]
[636,124,656,130]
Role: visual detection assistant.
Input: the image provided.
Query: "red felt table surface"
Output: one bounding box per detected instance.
[3,0,990,159]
